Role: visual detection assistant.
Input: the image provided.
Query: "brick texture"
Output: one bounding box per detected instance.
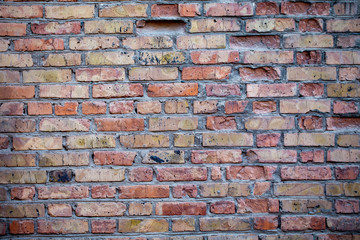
[0,0,359,238]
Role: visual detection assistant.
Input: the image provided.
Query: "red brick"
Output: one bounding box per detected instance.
[327,217,360,231]
[118,185,169,199]
[335,200,359,213]
[148,83,198,97]
[253,101,276,114]
[157,167,207,181]
[334,101,358,114]
[299,83,324,96]
[238,198,279,213]
[182,66,231,80]
[338,36,360,48]
[48,204,72,217]
[200,217,250,231]
[76,68,124,82]
[14,38,64,51]
[0,23,26,36]
[82,101,106,115]
[0,119,35,133]
[211,166,222,180]
[239,67,280,81]
[335,166,359,180]
[192,150,242,164]
[254,182,271,196]
[9,220,34,235]
[210,201,235,214]
[38,186,88,199]
[179,4,200,17]
[92,220,116,234]
[297,51,322,64]
[256,2,279,15]
[254,216,278,230]
[0,102,23,116]
[191,50,239,64]
[91,185,116,199]
[281,2,330,15]
[299,116,323,130]
[28,102,52,115]
[129,168,153,182]
[11,187,35,200]
[281,216,326,231]
[156,202,206,215]
[256,133,280,147]
[206,84,241,97]
[299,19,323,32]
[247,83,296,97]
[206,116,237,130]
[300,150,324,163]
[226,166,276,180]
[230,36,280,49]
[75,202,126,217]
[55,102,78,115]
[247,149,297,163]
[95,118,144,131]
[110,101,134,114]
[0,137,9,149]
[225,101,248,114]
[94,151,135,166]
[281,166,332,180]
[151,4,179,17]
[93,84,143,98]
[204,3,253,16]
[38,220,88,234]
[327,117,360,130]
[137,101,161,114]
[0,5,42,18]
[0,86,35,99]
[173,185,197,198]
[31,22,81,35]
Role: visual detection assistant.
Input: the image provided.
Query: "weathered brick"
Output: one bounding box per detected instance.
[118,219,168,233]
[190,19,240,33]
[253,101,276,113]
[48,204,72,217]
[86,52,134,65]
[287,67,336,81]
[129,67,178,81]
[337,36,360,48]
[165,100,189,113]
[14,38,64,51]
[334,101,358,114]
[70,37,119,50]
[0,40,9,51]
[76,68,125,82]
[151,4,179,17]
[192,150,242,164]
[204,3,253,16]
[299,19,323,32]
[327,19,360,32]
[207,116,237,130]
[238,199,279,213]
[0,5,43,18]
[255,134,281,148]
[13,137,62,150]
[0,118,35,133]
[93,84,143,98]
[177,35,226,49]
[156,202,206,215]
[297,51,322,64]
[191,50,239,64]
[91,185,116,199]
[94,151,135,166]
[31,22,81,35]
[0,54,33,67]
[239,67,280,81]
[172,219,196,232]
[75,169,125,182]
[82,101,106,115]
[203,133,253,147]
[0,204,45,217]
[338,135,360,147]
[0,23,26,36]
[179,4,200,17]
[0,139,8,150]
[256,2,279,15]
[91,220,116,234]
[140,51,185,65]
[11,187,35,200]
[137,101,161,114]
[148,83,198,97]
[76,202,126,216]
[226,166,276,180]
[247,149,296,163]
[38,186,88,199]
[247,83,296,97]
[284,133,335,146]
[244,51,293,64]
[45,5,94,19]
[109,101,134,114]
[326,51,360,65]
[281,199,331,213]
[40,118,90,132]
[327,117,360,130]
[210,201,235,214]
[119,185,169,199]
[143,150,184,164]
[129,202,152,216]
[9,220,34,234]
[206,84,241,97]
[254,216,278,230]
[0,102,23,116]
[246,18,295,32]
[281,166,332,180]
[280,99,330,113]
[281,216,326,231]
[284,34,333,48]
[225,101,248,114]
[157,167,207,181]
[100,4,147,17]
[0,70,20,83]
[174,134,195,147]
[0,154,35,167]
[334,3,357,15]
[327,149,360,163]
[328,84,360,97]
[149,117,198,131]
[120,134,169,148]
[129,167,153,182]
[43,53,81,66]
[340,67,360,80]
[275,183,324,196]
[245,116,294,130]
[55,102,78,115]
[300,83,324,97]
[335,200,359,213]
[281,2,330,15]
[38,220,88,234]
[40,85,89,98]
[95,118,144,131]
[200,218,250,231]
[173,185,198,198]
[84,20,133,34]
[124,36,172,49]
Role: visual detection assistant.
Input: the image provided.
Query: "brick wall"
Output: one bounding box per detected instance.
[0,0,359,238]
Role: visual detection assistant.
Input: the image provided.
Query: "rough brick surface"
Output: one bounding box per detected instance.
[0,0,359,238]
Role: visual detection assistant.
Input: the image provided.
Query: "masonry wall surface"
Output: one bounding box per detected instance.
[0,0,359,239]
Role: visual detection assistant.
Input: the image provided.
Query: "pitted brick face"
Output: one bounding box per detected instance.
[0,0,359,238]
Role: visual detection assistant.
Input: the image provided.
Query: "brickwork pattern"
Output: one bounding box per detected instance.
[0,0,359,239]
